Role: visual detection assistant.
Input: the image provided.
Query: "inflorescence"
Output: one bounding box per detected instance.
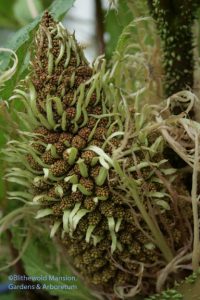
[5,12,194,298]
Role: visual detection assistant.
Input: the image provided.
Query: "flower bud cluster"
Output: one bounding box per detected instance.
[7,12,193,298]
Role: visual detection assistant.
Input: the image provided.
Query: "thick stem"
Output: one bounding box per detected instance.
[191,134,200,270]
[95,0,105,55]
[148,0,199,98]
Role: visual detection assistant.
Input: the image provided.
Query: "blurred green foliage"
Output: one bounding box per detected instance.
[0,294,16,300]
[104,0,133,59]
[0,0,52,29]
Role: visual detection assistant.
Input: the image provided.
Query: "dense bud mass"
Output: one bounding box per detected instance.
[7,12,194,298]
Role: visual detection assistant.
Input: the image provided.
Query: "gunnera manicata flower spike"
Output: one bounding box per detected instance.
[5,12,194,299]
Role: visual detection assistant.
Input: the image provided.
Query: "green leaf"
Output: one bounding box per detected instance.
[0,0,19,29]
[0,0,75,101]
[104,0,132,59]
[0,0,49,29]
[13,0,44,27]
[48,0,75,20]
